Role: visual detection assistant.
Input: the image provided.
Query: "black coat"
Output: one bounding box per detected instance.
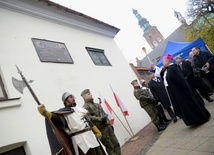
[179,60,205,103]
[148,77,171,108]
[193,51,214,73]
[160,64,210,126]
[179,60,194,81]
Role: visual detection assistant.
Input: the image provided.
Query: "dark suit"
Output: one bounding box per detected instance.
[178,60,211,102]
[193,51,214,89]
[148,77,176,121]
[193,50,214,73]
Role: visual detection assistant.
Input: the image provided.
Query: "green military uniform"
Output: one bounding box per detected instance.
[131,79,166,132]
[81,89,121,155]
[133,85,160,124]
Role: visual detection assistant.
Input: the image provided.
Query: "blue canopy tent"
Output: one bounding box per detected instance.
[155,37,207,67]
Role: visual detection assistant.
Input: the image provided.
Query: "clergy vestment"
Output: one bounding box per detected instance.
[160,64,210,126]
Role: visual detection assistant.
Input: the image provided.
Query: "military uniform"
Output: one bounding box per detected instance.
[81,89,121,155]
[131,80,166,131]
[133,85,160,123]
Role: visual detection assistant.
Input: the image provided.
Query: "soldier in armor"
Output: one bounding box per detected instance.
[38,92,107,155]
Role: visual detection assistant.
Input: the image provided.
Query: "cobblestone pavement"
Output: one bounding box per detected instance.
[121,95,214,155]
[121,122,161,155]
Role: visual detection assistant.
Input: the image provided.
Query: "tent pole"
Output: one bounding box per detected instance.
[205,44,213,54]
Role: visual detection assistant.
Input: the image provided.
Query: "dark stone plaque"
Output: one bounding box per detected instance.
[32,38,73,63]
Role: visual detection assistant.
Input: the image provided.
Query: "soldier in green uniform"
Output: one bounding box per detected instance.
[131,79,166,132]
[81,89,121,155]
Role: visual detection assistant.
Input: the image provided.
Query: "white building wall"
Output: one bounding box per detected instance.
[0,1,150,154]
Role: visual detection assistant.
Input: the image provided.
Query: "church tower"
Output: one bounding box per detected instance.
[173,9,187,26]
[132,9,164,49]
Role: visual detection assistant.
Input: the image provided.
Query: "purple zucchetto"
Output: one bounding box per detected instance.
[163,54,173,60]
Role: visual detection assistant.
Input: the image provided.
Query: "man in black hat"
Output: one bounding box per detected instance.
[131,79,167,131]
[148,68,177,123]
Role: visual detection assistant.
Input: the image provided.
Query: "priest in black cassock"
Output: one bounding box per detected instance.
[160,54,211,126]
[148,68,177,123]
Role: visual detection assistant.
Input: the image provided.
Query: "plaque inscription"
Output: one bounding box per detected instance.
[32,38,73,63]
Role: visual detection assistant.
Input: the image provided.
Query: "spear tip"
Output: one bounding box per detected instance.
[15,65,22,74]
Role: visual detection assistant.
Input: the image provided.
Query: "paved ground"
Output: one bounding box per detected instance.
[121,95,214,155]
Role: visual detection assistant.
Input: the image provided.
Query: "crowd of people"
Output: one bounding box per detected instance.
[36,47,213,155]
[131,47,213,132]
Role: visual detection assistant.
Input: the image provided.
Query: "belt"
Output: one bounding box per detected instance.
[69,127,91,137]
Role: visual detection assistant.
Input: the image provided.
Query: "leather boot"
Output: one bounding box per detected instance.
[155,123,166,132]
[163,119,172,125]
[172,116,178,123]
[207,98,213,102]
[159,119,168,127]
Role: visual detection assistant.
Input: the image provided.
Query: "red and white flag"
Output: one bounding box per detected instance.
[99,93,114,124]
[110,85,129,116]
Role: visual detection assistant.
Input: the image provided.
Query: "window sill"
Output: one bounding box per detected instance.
[0,97,21,109]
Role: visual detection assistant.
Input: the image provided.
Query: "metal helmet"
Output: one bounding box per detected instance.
[62,92,74,103]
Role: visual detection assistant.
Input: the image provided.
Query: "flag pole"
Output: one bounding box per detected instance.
[109,84,138,141]
[99,93,133,137]
[112,110,133,137]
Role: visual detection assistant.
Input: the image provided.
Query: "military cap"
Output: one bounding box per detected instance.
[81,89,90,96]
[131,79,138,85]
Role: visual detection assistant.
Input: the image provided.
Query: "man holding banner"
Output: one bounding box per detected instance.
[81,89,121,155]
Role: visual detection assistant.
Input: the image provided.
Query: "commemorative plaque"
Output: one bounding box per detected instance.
[32,38,73,63]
